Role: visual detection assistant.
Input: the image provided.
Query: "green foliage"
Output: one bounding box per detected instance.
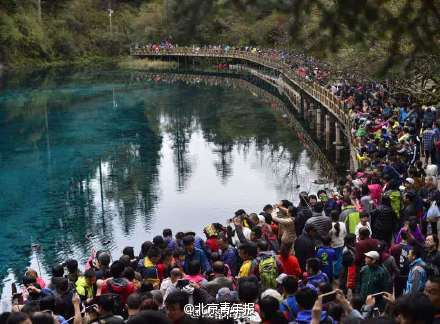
[0,0,438,101]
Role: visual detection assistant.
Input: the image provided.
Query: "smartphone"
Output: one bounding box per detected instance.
[370,292,387,297]
[319,290,337,304]
[176,279,190,289]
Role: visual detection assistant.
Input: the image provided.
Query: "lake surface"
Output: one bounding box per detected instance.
[0,68,332,299]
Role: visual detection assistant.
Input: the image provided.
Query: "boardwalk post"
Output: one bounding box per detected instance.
[300,92,305,118]
[335,122,342,146]
[316,106,322,138]
[325,114,331,135]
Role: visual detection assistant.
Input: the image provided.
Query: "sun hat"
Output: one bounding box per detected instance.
[364,251,380,261]
[276,273,288,285]
[261,289,283,302]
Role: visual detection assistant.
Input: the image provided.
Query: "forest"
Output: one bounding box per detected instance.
[0,0,438,102]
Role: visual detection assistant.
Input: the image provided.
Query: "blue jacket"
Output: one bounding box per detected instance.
[280,295,299,321]
[406,258,427,294]
[220,246,238,276]
[296,310,333,323]
[184,247,211,274]
[306,271,329,290]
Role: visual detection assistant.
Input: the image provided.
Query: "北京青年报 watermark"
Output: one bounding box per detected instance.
[184,303,255,319]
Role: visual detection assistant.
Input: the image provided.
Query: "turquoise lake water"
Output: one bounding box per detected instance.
[0,68,331,299]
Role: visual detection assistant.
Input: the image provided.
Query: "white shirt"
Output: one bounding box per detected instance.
[232,226,252,247]
[330,221,347,248]
[355,222,371,241]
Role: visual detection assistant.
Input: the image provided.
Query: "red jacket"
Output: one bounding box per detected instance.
[100,278,135,304]
[277,255,302,277]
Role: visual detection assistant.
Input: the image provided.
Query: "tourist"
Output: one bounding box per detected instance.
[126,293,142,319]
[89,294,124,324]
[329,209,346,279]
[340,234,356,293]
[75,268,97,302]
[304,203,332,240]
[182,235,211,274]
[295,192,313,237]
[316,236,336,281]
[389,231,412,296]
[238,241,257,278]
[395,216,425,246]
[295,287,333,323]
[356,251,389,303]
[95,252,111,280]
[137,247,161,288]
[64,259,81,285]
[424,276,440,323]
[294,224,318,271]
[101,261,136,305]
[202,261,233,297]
[277,242,302,277]
[394,293,435,324]
[406,245,428,294]
[279,275,299,321]
[271,202,296,245]
[163,229,178,252]
[354,211,371,241]
[217,233,238,276]
[424,234,440,266]
[304,258,328,290]
[259,295,288,324]
[370,195,398,245]
[182,260,207,286]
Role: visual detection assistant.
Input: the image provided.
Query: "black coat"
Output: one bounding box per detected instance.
[295,206,312,237]
[294,233,316,271]
[371,205,397,241]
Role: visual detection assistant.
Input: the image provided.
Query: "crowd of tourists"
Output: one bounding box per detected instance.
[3,43,440,324]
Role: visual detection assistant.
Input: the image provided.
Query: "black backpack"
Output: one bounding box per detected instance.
[105,282,126,318]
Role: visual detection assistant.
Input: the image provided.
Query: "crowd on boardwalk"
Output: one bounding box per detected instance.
[3,43,440,324]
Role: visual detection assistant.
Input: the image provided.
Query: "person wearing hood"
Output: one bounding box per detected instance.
[370,195,398,245]
[101,261,135,305]
[295,287,333,324]
[75,269,97,303]
[406,245,427,294]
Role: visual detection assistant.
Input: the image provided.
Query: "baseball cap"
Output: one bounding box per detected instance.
[276,273,288,285]
[405,178,415,184]
[364,251,380,261]
[261,289,283,302]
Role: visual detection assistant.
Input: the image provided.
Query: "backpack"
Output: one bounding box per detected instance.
[106,282,126,317]
[259,256,278,290]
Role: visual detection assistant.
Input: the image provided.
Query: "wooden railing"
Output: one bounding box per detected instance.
[131,48,350,129]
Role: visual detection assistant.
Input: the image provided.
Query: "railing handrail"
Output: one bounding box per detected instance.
[130,47,350,132]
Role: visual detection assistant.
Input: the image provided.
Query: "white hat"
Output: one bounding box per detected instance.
[276,273,288,285]
[261,289,283,302]
[258,215,265,223]
[364,251,380,261]
[405,178,415,184]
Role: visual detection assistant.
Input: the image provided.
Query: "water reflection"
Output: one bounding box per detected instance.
[0,69,336,300]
